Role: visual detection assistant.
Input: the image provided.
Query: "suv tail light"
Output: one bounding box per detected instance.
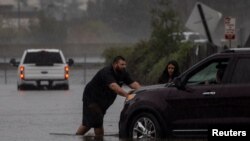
[65,65,69,80]
[20,66,25,79]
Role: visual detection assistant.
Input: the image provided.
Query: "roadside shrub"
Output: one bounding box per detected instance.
[102,45,134,66]
[102,0,195,84]
[146,42,193,84]
[102,42,193,84]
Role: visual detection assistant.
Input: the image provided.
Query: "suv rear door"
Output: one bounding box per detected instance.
[221,55,250,125]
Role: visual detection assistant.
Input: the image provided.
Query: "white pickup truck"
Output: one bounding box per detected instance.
[10,49,74,90]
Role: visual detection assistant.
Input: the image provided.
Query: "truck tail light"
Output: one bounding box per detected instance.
[20,66,25,80]
[65,65,69,80]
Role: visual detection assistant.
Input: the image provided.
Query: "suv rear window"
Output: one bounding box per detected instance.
[23,51,63,65]
[231,58,250,84]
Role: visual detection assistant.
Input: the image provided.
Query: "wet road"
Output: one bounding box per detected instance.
[0,66,208,141]
[0,84,209,141]
[0,84,125,141]
[0,55,210,141]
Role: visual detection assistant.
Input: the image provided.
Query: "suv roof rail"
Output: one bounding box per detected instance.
[222,47,250,53]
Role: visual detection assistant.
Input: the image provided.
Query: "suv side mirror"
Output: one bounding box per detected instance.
[67,58,74,66]
[173,77,185,90]
[10,58,19,67]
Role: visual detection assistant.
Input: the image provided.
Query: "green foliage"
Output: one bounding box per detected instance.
[125,0,184,84]
[146,43,193,83]
[150,0,182,54]
[102,45,134,66]
[102,42,193,84]
[102,0,195,84]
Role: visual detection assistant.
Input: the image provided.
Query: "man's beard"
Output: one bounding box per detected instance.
[115,67,126,74]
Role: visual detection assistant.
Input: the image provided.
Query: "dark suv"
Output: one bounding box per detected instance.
[119,48,250,139]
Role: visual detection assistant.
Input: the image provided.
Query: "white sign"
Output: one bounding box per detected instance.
[185,2,222,36]
[224,17,236,40]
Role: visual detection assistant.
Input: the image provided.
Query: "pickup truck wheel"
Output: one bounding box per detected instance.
[64,85,69,90]
[18,85,24,90]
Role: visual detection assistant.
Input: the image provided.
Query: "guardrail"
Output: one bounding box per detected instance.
[0,56,105,85]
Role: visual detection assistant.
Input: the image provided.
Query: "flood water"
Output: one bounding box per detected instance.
[0,67,207,141]
[0,84,209,141]
[0,84,123,141]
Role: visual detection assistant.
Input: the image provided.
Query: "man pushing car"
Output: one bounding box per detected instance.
[76,56,141,136]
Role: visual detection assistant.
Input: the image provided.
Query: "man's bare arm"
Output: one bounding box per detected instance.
[129,81,141,90]
[109,83,129,98]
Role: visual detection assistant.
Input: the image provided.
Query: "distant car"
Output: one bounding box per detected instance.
[173,32,207,44]
[10,49,74,90]
[119,48,250,139]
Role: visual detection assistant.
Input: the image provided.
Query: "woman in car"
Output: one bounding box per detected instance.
[158,60,180,84]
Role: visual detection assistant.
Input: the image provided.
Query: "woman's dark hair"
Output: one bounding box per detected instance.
[158,60,180,84]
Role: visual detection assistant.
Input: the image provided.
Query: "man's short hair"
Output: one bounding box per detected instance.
[113,56,126,64]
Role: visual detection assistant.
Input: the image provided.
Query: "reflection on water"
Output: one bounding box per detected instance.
[77,135,207,141]
[50,132,207,141]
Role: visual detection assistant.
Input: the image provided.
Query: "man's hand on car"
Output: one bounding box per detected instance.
[126,93,135,101]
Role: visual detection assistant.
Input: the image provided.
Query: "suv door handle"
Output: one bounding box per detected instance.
[202,91,216,95]
[41,71,48,74]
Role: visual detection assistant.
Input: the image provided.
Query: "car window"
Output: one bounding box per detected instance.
[171,33,185,41]
[24,51,63,65]
[188,34,200,41]
[231,58,250,84]
[186,59,229,85]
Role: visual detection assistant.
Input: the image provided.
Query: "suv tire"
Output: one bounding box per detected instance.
[129,112,163,139]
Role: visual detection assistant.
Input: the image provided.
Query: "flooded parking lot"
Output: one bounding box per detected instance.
[0,84,123,141]
[0,84,208,141]
[0,67,208,141]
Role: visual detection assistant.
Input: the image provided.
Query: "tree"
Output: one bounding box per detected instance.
[103,0,189,84]
[150,0,182,54]
[123,0,183,83]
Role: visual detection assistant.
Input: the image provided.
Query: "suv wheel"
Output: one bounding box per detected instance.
[129,112,162,139]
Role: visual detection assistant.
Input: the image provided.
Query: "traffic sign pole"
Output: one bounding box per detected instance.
[224,17,236,48]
